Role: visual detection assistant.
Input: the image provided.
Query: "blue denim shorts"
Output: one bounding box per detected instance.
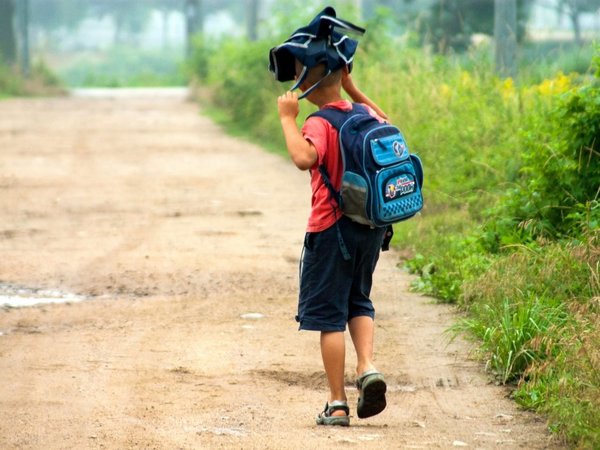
[296,216,386,332]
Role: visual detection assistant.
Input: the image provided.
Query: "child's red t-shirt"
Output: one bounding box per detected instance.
[301,100,383,232]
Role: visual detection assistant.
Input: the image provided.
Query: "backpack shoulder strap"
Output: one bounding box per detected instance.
[308,103,368,130]
[308,103,363,198]
[309,102,371,199]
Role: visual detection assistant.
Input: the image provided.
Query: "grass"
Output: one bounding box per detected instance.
[450,293,569,384]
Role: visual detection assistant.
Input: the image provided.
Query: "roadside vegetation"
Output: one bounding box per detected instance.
[0,59,64,98]
[188,20,599,448]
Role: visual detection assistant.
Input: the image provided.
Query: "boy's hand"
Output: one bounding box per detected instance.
[277,90,317,170]
[278,91,299,121]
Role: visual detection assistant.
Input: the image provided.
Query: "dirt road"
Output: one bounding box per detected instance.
[0,90,560,449]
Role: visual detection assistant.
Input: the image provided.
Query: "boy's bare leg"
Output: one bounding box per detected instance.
[320,331,348,416]
[348,316,376,376]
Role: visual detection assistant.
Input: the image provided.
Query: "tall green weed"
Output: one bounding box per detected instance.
[453,241,598,447]
[515,297,599,446]
[451,294,569,384]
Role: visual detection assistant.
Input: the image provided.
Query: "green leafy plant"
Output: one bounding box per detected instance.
[486,63,600,244]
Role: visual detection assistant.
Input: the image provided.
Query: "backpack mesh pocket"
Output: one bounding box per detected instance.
[340,172,371,225]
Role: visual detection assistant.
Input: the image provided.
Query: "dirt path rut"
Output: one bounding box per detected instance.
[0,90,560,449]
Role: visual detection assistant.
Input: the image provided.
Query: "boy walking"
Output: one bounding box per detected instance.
[270,7,389,426]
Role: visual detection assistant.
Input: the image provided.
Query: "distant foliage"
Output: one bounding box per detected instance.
[60,47,186,87]
[0,60,64,97]
[416,0,532,53]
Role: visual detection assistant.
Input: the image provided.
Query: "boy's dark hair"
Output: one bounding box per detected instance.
[269,6,365,99]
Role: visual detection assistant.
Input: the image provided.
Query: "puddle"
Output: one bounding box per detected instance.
[0,284,86,308]
[240,312,264,320]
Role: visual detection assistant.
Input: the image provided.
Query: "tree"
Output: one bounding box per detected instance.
[559,0,600,45]
[246,0,259,41]
[15,0,30,76]
[90,0,153,45]
[29,0,89,53]
[362,0,429,20]
[418,0,532,53]
[420,0,494,52]
[494,0,517,79]
[185,0,202,56]
[0,0,16,64]
[150,0,182,49]
[29,0,88,33]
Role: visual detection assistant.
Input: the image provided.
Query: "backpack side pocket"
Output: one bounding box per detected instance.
[340,171,371,226]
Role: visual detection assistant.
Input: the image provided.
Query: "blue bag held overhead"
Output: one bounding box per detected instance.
[312,104,424,228]
[268,6,365,100]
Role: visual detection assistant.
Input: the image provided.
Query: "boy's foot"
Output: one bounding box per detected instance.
[315,400,350,426]
[356,370,387,419]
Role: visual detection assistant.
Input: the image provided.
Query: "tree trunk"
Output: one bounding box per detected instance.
[185,0,202,56]
[494,0,517,79]
[16,0,29,76]
[161,9,169,50]
[246,0,259,41]
[113,17,123,45]
[569,9,582,46]
[0,0,16,65]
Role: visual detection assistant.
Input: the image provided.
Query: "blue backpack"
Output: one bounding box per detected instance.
[312,103,424,236]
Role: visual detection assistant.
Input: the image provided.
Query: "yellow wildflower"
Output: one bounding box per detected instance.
[537,72,572,96]
[440,83,452,100]
[500,77,516,102]
[460,71,473,88]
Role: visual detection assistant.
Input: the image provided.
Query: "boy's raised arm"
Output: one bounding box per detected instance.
[342,69,388,120]
[278,91,318,171]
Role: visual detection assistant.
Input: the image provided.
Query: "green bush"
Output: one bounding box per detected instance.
[486,69,600,244]
[404,218,493,302]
